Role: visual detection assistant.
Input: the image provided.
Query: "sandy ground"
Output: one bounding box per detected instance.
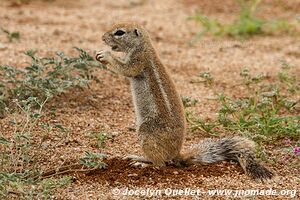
[0,0,299,199]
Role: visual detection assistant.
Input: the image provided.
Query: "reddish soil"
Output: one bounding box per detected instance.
[81,158,243,187]
[0,0,299,199]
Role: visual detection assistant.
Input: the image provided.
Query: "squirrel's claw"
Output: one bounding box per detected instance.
[123,155,149,162]
[95,50,111,65]
[123,155,152,167]
[130,161,150,168]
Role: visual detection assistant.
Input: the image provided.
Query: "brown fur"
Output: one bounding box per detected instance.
[96,22,274,181]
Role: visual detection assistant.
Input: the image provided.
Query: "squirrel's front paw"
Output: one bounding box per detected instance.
[95,50,112,65]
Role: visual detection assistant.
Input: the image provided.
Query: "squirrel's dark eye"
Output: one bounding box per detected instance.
[114,30,126,36]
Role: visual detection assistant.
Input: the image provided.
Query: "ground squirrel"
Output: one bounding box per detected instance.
[96,22,274,181]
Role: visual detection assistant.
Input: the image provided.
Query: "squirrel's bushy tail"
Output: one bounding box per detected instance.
[182,136,274,181]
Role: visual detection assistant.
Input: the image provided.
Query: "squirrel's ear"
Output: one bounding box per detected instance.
[134,28,141,37]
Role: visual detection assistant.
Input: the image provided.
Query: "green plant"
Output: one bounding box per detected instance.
[0,97,72,199]
[182,96,198,108]
[188,62,300,143]
[188,14,222,40]
[0,172,72,199]
[79,151,107,169]
[89,132,111,148]
[38,176,72,198]
[190,0,297,40]
[8,0,55,6]
[186,111,219,136]
[1,97,47,174]
[199,72,214,87]
[1,28,20,42]
[0,48,105,199]
[225,0,264,37]
[0,47,103,115]
[183,96,219,135]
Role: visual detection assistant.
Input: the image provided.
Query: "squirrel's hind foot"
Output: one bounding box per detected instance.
[131,162,151,168]
[123,155,171,167]
[123,155,153,167]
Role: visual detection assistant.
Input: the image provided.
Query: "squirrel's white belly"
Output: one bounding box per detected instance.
[130,73,158,127]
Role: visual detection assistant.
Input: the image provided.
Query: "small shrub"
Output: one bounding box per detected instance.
[182,96,198,108]
[0,47,103,116]
[0,172,72,199]
[0,96,72,199]
[1,28,20,42]
[0,48,105,199]
[199,72,214,87]
[88,132,111,148]
[7,0,55,6]
[190,0,298,40]
[79,151,107,169]
[188,61,300,143]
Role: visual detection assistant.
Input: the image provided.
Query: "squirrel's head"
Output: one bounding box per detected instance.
[102,23,149,52]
